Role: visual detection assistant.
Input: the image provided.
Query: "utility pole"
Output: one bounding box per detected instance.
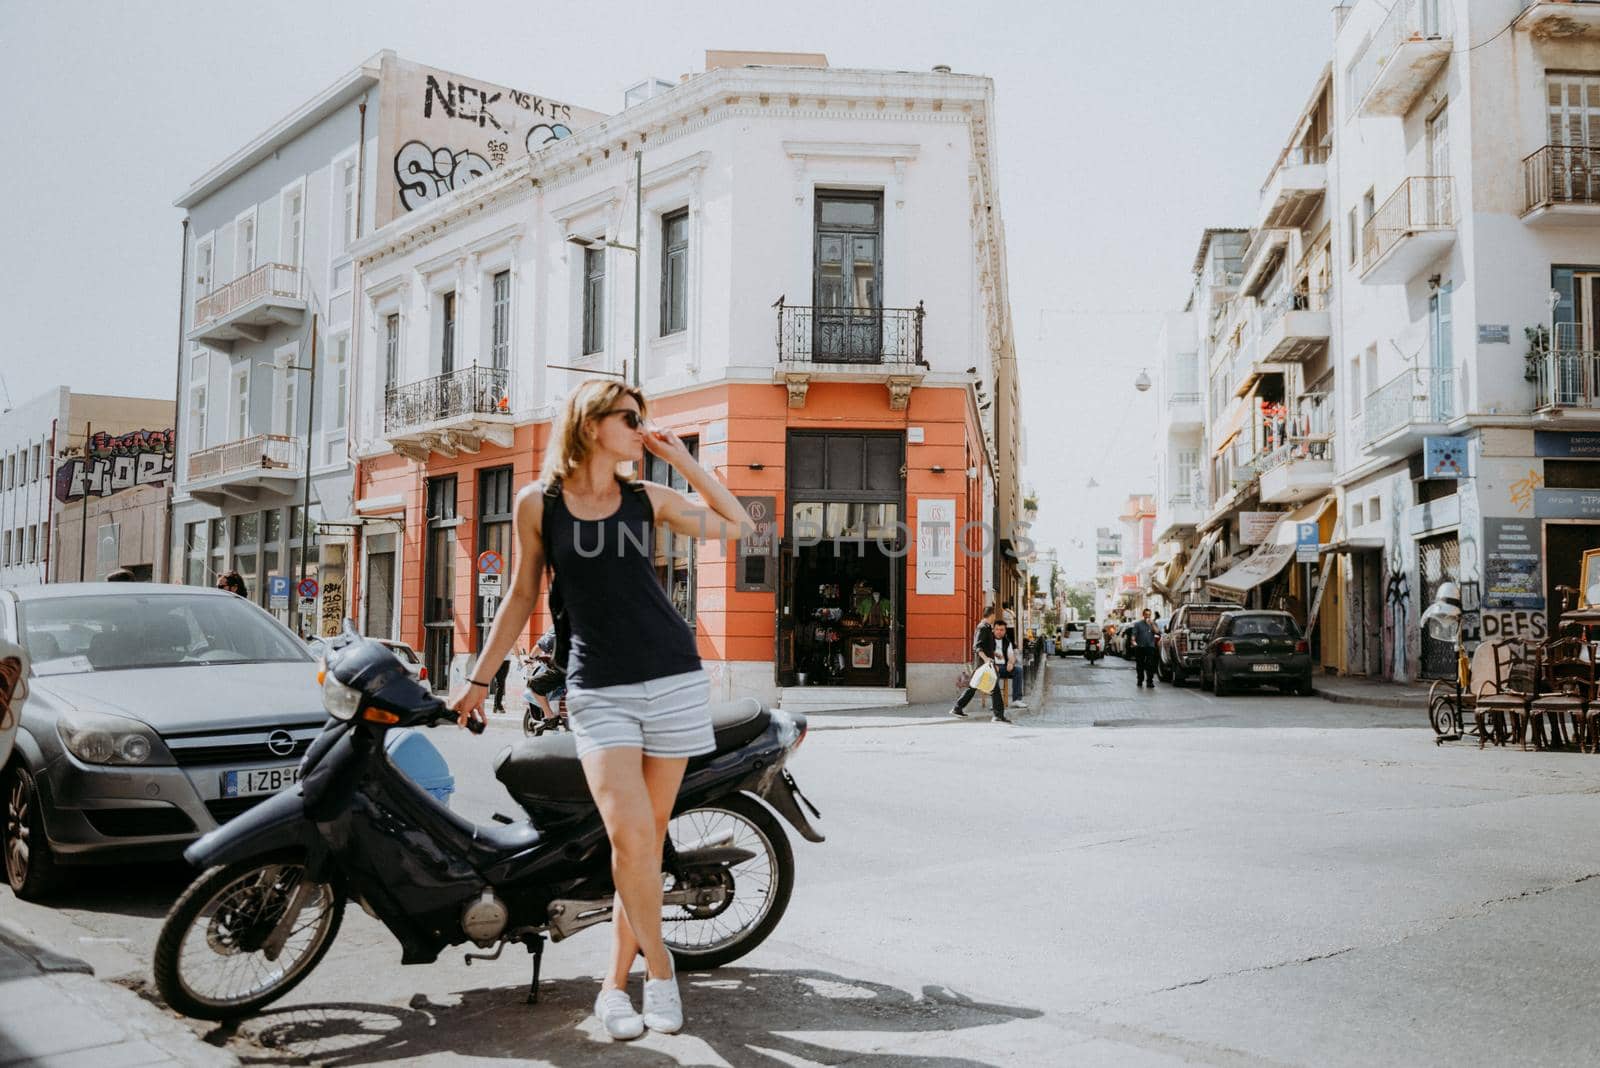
[632,149,642,388]
[77,421,91,581]
[296,314,319,638]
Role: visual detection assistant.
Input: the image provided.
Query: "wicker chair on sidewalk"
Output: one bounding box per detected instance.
[1527,638,1595,751]
[1473,639,1537,749]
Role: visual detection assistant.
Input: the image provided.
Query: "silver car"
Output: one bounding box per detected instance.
[0,584,324,900]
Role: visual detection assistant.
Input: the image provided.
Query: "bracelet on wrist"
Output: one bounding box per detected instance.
[468,677,492,687]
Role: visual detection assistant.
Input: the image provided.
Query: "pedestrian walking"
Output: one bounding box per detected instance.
[993,620,1027,710]
[951,604,1009,722]
[486,655,511,715]
[448,378,756,1041]
[1131,608,1160,688]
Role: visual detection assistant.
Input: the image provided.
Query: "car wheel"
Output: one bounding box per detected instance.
[1157,659,1171,683]
[1298,678,1315,697]
[1214,672,1230,698]
[1171,665,1187,688]
[1200,664,1213,692]
[4,763,63,901]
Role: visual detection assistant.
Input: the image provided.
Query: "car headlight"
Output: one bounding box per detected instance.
[322,672,363,721]
[56,711,173,766]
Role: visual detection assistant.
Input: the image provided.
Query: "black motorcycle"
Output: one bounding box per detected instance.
[152,629,822,1021]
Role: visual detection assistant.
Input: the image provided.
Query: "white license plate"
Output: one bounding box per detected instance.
[222,765,301,798]
[1251,663,1281,673]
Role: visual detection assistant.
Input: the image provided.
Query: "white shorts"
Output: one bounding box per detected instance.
[565,669,716,760]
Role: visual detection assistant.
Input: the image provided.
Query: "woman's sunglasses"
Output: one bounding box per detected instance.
[602,409,643,430]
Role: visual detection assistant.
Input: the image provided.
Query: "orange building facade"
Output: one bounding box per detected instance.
[353,380,993,707]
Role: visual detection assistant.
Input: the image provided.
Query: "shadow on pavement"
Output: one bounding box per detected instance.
[45,860,192,919]
[186,967,1041,1066]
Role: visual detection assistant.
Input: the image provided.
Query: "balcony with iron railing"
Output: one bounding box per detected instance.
[1361,176,1455,284]
[1350,0,1454,117]
[384,365,515,461]
[1522,145,1600,224]
[189,263,306,347]
[1259,143,1330,230]
[773,299,927,409]
[1533,327,1600,419]
[1517,1,1600,41]
[1258,287,1332,362]
[184,433,301,505]
[1259,437,1335,505]
[1363,365,1456,456]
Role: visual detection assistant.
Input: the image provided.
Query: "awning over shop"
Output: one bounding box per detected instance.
[1206,517,1299,598]
[1212,388,1257,456]
[1321,537,1385,555]
[1171,528,1223,598]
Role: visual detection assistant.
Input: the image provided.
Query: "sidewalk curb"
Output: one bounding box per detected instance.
[0,918,93,975]
[1315,687,1430,711]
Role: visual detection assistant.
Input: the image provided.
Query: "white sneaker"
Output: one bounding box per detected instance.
[642,960,684,1034]
[594,987,645,1041]
[1012,699,1029,708]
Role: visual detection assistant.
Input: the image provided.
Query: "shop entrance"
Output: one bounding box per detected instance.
[1544,521,1600,622]
[777,430,906,689]
[783,535,901,687]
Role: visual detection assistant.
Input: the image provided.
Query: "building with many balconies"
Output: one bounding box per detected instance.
[344,54,1021,710]
[167,51,601,635]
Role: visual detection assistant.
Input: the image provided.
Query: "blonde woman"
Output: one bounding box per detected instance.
[449,379,753,1040]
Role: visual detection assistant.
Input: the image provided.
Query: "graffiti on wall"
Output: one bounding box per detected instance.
[1383,480,1412,679]
[394,142,494,212]
[54,428,175,503]
[380,57,601,224]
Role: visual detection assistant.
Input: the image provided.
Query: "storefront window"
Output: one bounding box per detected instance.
[184,522,205,586]
[646,440,698,621]
[231,512,259,600]
[208,518,226,584]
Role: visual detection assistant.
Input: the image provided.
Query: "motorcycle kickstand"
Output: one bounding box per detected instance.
[525,934,546,1005]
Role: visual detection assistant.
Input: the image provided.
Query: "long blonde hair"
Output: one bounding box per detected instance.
[541,378,649,483]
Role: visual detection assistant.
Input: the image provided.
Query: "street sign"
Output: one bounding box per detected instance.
[298,578,320,599]
[477,550,504,575]
[1296,523,1320,563]
[268,575,290,610]
[477,572,502,595]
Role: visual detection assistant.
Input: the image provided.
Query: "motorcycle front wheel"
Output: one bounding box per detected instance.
[662,794,794,970]
[154,853,344,1020]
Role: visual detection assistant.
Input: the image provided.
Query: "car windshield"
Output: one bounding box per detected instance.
[18,593,313,676]
[1230,615,1300,638]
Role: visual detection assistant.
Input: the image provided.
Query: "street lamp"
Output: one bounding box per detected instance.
[1421,581,1471,733]
[1134,369,1153,393]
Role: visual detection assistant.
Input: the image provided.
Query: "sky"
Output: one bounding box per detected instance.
[0,0,1336,581]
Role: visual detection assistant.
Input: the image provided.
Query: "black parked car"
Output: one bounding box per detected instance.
[1157,603,1234,686]
[1199,611,1314,697]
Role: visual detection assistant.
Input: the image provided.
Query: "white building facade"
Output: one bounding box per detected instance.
[347,60,1021,707]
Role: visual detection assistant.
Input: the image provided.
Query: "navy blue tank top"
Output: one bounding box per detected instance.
[543,479,702,689]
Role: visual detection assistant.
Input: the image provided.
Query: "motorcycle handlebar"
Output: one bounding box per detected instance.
[421,700,485,734]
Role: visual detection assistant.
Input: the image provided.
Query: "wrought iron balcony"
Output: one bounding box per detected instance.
[1361,177,1455,284]
[1364,366,1455,453]
[1534,346,1600,413]
[775,300,925,367]
[384,365,514,460]
[773,299,927,410]
[1350,0,1454,117]
[185,434,301,505]
[190,263,306,346]
[1522,145,1600,223]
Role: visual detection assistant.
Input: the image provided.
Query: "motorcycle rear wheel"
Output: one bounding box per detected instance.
[663,794,794,971]
[154,852,344,1021]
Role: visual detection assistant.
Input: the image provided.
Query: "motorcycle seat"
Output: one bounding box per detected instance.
[494,698,772,804]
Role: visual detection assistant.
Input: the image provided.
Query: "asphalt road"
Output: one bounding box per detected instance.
[6,655,1600,1066]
